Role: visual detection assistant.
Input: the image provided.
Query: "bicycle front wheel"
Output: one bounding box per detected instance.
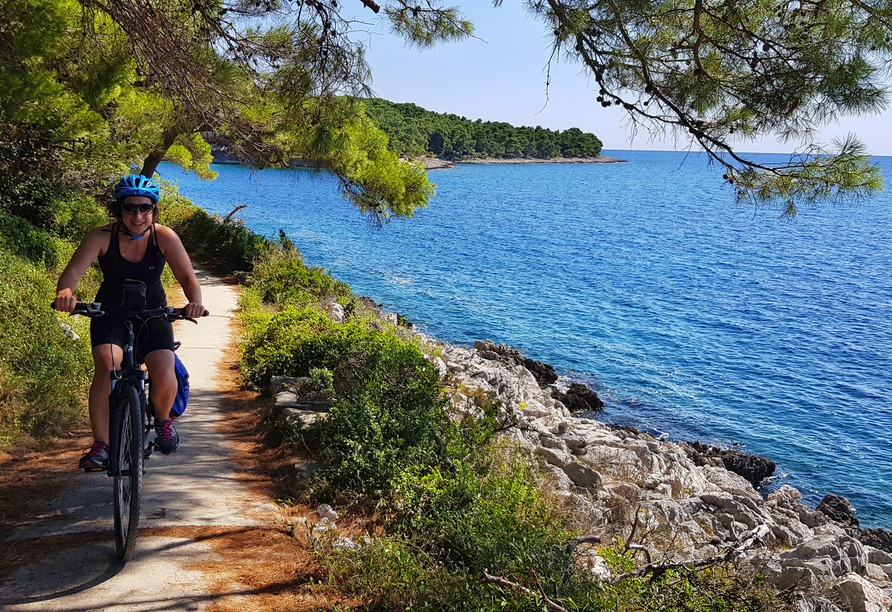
[111,383,144,562]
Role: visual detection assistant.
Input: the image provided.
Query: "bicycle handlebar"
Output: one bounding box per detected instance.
[52,301,209,324]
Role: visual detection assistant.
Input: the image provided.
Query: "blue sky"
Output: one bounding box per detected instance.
[358,2,892,156]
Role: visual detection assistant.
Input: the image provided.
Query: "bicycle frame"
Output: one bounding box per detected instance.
[59,299,202,562]
[107,315,152,474]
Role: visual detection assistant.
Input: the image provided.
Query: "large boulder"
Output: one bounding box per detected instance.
[551,383,605,412]
[817,494,860,528]
[562,461,602,494]
[683,441,775,485]
[832,573,892,612]
[860,527,892,554]
[474,339,557,385]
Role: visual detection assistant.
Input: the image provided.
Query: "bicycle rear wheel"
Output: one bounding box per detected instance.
[111,384,144,562]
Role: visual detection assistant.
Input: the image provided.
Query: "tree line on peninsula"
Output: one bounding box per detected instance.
[364,98,603,160]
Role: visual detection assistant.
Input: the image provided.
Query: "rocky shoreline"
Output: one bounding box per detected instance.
[273,305,892,612]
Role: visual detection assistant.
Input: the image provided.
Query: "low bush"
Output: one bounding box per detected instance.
[0,212,58,267]
[318,444,586,610]
[251,232,351,305]
[305,330,450,494]
[241,306,450,496]
[239,305,344,389]
[0,248,92,444]
[595,551,789,612]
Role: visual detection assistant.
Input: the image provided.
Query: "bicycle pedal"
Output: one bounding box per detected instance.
[82,466,105,473]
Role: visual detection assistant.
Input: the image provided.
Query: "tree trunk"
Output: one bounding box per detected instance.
[140,127,180,177]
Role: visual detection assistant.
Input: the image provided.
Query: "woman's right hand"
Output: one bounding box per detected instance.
[53,293,77,313]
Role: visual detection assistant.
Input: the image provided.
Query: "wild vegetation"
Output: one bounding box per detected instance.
[364,98,604,160]
[0,172,801,607]
[228,221,795,610]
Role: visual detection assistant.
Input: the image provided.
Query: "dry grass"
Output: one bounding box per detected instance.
[0,429,95,577]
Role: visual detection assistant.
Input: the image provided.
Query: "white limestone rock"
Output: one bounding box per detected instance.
[535,445,573,468]
[543,464,574,491]
[562,461,602,494]
[323,301,345,322]
[832,573,892,612]
[432,356,449,377]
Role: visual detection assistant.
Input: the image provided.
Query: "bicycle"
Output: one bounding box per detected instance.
[55,296,205,562]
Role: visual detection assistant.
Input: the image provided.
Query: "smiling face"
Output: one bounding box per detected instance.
[119,195,157,236]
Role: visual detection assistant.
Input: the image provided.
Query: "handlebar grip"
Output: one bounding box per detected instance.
[52,300,104,316]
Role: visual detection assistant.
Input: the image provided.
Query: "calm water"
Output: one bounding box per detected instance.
[160,150,892,527]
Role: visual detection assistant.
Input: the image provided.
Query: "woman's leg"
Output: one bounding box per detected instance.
[90,343,124,443]
[144,349,176,421]
[144,348,179,454]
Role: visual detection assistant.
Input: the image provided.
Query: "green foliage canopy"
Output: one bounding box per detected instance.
[65,0,470,219]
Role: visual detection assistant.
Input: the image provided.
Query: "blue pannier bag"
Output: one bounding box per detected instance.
[171,353,190,417]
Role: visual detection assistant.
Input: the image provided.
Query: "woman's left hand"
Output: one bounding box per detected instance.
[184,302,208,319]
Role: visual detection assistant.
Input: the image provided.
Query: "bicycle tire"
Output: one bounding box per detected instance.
[111,383,144,562]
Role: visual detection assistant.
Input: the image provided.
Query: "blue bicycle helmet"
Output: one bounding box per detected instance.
[113,174,160,203]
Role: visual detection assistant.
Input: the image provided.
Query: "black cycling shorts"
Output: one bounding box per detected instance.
[90,314,175,361]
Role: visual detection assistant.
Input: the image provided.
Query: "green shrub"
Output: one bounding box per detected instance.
[0,211,58,266]
[0,248,92,443]
[597,555,789,612]
[319,445,586,610]
[252,232,351,305]
[239,305,343,389]
[309,333,450,494]
[51,193,108,241]
[178,210,268,271]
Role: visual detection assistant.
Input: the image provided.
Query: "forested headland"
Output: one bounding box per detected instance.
[364,98,604,161]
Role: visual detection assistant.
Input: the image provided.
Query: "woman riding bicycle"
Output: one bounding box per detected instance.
[54,174,206,470]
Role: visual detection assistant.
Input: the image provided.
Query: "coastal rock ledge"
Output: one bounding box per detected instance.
[274,322,892,612]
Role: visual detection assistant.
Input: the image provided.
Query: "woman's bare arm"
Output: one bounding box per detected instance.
[155,225,205,318]
[54,225,112,312]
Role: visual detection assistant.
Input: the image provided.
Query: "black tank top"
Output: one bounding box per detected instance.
[95,224,167,308]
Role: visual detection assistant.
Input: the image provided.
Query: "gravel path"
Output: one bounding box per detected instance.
[0,267,276,611]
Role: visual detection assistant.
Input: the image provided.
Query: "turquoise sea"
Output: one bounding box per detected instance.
[160,150,892,527]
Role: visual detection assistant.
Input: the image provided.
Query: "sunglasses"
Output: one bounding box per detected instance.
[121,203,155,215]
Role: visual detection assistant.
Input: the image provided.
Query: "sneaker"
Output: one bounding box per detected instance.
[155,416,179,454]
[78,441,109,471]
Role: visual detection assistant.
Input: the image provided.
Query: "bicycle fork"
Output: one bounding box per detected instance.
[108,367,150,477]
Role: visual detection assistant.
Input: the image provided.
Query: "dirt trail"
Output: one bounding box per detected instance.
[0,267,283,611]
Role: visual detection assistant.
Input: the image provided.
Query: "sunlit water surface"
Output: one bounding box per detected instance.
[162,150,892,526]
